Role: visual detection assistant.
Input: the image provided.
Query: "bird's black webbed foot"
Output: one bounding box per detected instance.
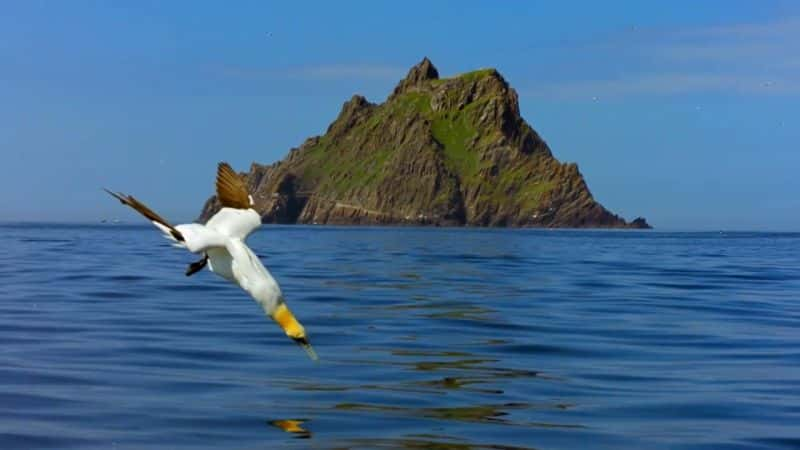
[185,254,208,276]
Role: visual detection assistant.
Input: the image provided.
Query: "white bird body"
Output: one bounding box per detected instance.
[106,163,316,359]
[161,207,282,315]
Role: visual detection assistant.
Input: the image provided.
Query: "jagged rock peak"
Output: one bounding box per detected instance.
[327,94,374,135]
[340,94,372,117]
[392,57,439,97]
[346,94,370,108]
[408,57,439,81]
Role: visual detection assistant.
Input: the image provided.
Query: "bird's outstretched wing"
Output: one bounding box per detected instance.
[216,162,252,209]
[206,162,261,241]
[104,189,184,242]
[105,189,229,255]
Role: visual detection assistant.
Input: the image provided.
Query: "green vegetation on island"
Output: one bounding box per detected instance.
[200,58,649,228]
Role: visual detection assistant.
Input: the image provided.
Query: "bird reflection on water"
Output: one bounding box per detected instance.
[268,419,311,439]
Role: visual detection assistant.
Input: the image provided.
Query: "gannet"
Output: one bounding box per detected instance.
[105,162,317,360]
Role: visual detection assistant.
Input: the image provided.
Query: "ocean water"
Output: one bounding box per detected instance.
[2,224,800,450]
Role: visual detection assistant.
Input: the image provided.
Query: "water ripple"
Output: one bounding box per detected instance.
[1,225,799,449]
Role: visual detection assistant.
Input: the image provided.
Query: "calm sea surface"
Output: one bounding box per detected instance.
[2,224,799,449]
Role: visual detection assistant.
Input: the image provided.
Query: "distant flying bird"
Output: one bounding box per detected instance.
[105,163,317,360]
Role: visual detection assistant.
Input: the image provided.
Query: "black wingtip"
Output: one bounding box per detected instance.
[103,188,126,204]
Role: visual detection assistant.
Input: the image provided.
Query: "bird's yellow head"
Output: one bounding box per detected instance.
[273,303,318,361]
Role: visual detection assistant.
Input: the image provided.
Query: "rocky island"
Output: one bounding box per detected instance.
[200,58,650,228]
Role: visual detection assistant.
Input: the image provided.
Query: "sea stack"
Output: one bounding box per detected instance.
[200,58,650,228]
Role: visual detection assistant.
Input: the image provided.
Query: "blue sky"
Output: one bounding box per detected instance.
[1,1,798,230]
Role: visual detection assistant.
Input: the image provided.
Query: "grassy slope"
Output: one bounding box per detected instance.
[291,69,559,217]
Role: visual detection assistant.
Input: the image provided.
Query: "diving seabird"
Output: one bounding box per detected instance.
[105,162,317,360]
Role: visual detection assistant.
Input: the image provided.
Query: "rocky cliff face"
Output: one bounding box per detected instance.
[199,58,650,228]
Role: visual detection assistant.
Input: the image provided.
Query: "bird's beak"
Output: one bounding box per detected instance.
[273,303,318,361]
[292,336,318,361]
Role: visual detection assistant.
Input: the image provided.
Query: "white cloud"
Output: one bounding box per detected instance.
[671,16,800,40]
[289,64,405,80]
[524,74,800,99]
[220,63,405,81]
[521,16,800,99]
